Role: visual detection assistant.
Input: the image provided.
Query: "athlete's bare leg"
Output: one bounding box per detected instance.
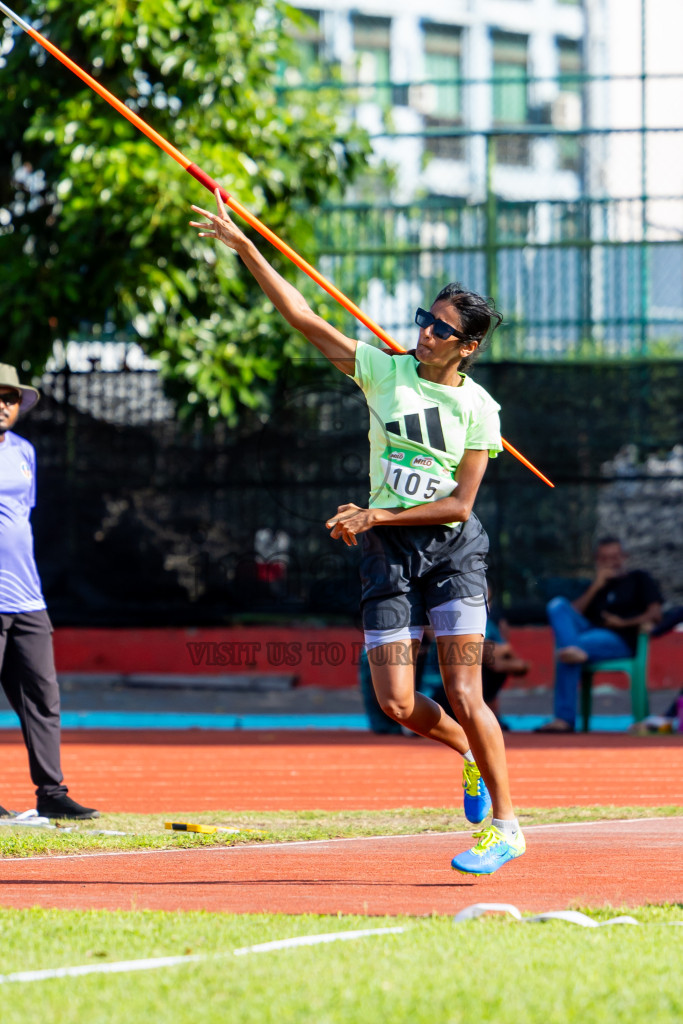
[437,632,514,820]
[368,640,470,754]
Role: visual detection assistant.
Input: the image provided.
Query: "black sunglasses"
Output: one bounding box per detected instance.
[414,308,468,342]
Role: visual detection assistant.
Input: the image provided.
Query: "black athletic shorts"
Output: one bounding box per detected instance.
[359,513,489,632]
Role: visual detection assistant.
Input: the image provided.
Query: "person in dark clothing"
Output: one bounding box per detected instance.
[537,536,662,733]
[482,612,531,730]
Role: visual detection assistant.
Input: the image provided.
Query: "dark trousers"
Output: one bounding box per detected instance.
[0,610,67,799]
[482,667,508,705]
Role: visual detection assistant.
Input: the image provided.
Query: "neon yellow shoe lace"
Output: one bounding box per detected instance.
[470,826,505,854]
[462,760,483,796]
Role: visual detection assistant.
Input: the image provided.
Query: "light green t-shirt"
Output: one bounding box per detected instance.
[352,341,503,510]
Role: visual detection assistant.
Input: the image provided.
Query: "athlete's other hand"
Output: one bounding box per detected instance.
[326,504,377,546]
[190,189,247,251]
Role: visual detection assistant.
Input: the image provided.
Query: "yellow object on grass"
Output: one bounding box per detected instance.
[164,822,266,835]
[165,822,218,834]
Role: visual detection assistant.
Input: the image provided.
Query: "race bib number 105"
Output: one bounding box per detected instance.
[380,446,456,505]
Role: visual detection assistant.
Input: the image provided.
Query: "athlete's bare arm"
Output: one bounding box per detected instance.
[190,190,357,374]
[326,449,490,545]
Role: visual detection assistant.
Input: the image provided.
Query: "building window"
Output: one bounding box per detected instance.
[556,38,583,171]
[424,24,461,119]
[422,24,464,160]
[353,15,392,108]
[296,9,324,69]
[282,8,325,82]
[492,32,528,124]
[492,32,530,165]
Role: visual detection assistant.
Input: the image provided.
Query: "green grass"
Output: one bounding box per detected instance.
[0,906,682,1023]
[1,804,681,858]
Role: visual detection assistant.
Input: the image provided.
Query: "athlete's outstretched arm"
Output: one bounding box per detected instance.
[190,190,357,373]
[327,449,491,545]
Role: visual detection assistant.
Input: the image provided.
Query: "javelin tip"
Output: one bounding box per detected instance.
[0,1,31,33]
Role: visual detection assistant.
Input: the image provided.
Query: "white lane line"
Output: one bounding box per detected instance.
[232,927,405,955]
[208,815,683,851]
[1,816,680,864]
[0,927,406,985]
[2,829,478,862]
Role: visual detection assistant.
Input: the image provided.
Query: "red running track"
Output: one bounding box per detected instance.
[1,819,682,914]
[2,731,683,813]
[2,732,683,914]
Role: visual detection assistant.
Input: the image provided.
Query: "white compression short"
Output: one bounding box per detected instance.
[364,594,487,650]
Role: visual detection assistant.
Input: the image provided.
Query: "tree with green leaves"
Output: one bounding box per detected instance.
[0,0,377,421]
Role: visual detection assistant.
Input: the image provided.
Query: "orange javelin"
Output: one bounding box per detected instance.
[0,0,553,487]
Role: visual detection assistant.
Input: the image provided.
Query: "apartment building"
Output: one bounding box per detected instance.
[287,0,588,203]
[284,1,683,358]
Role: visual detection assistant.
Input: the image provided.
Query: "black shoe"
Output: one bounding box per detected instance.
[37,795,100,820]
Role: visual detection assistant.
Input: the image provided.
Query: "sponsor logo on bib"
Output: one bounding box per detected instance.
[388,451,405,462]
[411,455,433,468]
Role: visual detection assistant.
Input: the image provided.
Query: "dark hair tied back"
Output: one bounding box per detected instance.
[433,282,503,370]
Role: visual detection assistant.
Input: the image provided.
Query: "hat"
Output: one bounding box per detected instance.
[0,364,40,412]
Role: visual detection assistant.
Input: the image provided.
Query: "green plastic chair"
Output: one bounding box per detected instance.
[580,632,650,732]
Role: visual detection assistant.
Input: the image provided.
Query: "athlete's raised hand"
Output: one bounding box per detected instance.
[190,189,247,252]
[191,190,357,373]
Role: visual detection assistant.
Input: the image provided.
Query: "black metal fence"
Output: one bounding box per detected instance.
[20,357,683,627]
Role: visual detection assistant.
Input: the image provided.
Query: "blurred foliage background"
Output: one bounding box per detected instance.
[0,0,383,422]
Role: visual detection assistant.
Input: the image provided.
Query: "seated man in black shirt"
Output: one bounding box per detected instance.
[537,537,662,733]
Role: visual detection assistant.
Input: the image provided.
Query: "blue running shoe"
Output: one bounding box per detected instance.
[462,760,492,824]
[451,825,526,876]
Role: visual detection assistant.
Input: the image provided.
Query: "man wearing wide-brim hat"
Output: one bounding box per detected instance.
[0,364,98,819]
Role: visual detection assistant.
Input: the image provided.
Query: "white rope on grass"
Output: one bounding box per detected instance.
[0,927,406,985]
[453,903,644,926]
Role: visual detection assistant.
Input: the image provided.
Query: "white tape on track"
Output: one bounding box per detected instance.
[0,927,406,985]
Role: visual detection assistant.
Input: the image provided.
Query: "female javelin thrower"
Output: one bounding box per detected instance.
[190,190,524,876]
